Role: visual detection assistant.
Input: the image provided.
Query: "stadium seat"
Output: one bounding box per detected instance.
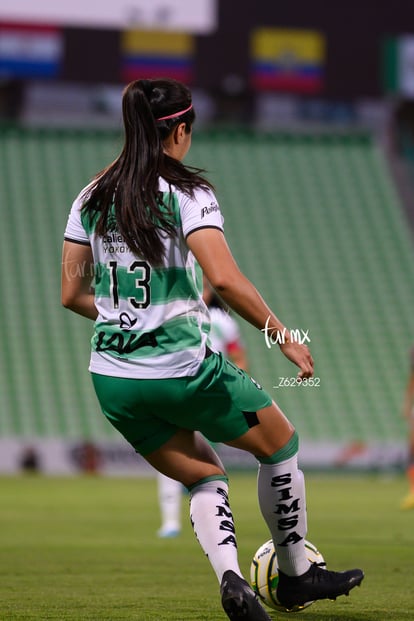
[1,127,413,446]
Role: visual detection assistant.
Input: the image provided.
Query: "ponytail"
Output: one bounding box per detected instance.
[82,78,213,265]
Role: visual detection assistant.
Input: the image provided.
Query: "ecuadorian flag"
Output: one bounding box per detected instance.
[121,30,194,83]
[251,28,325,93]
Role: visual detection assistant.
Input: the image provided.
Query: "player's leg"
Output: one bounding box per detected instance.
[92,370,238,577]
[147,429,241,582]
[225,402,310,575]
[156,472,183,537]
[146,430,272,621]
[225,401,364,609]
[188,358,314,588]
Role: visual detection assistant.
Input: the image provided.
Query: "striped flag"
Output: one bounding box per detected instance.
[121,30,194,83]
[0,22,63,78]
[250,28,325,94]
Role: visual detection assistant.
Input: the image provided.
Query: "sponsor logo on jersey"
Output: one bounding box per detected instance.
[201,202,219,218]
[95,330,157,355]
[119,312,138,331]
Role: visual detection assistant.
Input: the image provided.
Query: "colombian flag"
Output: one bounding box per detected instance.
[121,30,194,83]
[251,28,325,94]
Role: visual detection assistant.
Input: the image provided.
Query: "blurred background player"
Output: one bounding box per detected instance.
[203,276,248,372]
[157,276,248,537]
[401,346,414,509]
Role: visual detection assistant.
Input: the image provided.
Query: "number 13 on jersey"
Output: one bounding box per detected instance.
[107,260,151,309]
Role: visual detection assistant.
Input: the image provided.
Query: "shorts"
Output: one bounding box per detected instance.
[91,351,272,456]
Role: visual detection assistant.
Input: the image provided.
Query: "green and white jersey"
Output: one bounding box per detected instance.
[64,178,224,379]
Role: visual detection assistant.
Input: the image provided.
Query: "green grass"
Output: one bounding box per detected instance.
[0,473,413,620]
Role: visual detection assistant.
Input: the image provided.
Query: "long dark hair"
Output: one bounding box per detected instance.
[81,78,213,265]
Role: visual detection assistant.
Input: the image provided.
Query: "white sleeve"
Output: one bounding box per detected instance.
[180,187,224,238]
[64,192,90,245]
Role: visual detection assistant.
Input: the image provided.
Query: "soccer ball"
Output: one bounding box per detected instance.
[250,539,326,613]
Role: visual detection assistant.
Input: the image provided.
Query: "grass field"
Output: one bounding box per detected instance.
[0,472,413,620]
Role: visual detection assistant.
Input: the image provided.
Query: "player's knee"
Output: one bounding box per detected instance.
[255,430,299,464]
[186,473,228,493]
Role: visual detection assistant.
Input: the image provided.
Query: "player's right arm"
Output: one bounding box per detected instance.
[61,240,98,321]
[186,227,314,379]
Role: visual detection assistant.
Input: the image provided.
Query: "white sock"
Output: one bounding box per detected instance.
[257,454,311,576]
[190,479,242,583]
[157,473,182,532]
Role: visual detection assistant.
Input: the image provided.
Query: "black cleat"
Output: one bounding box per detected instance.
[221,570,272,620]
[277,562,364,610]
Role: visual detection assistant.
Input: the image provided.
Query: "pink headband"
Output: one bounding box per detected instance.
[156,104,193,122]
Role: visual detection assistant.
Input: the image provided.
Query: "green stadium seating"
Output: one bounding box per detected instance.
[0,127,413,444]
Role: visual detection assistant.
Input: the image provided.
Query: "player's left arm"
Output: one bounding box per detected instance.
[61,240,98,320]
[187,228,313,379]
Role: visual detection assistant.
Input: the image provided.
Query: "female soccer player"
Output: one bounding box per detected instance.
[61,78,363,620]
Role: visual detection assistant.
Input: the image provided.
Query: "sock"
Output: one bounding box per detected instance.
[189,477,242,583]
[157,473,182,532]
[257,450,311,577]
